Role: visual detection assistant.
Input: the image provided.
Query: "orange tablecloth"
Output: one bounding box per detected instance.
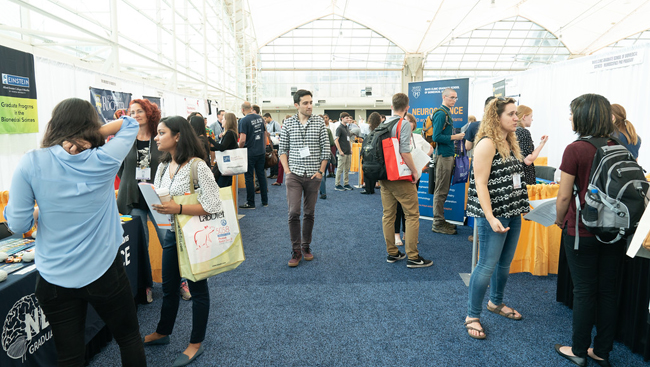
[350,143,362,173]
[509,184,562,276]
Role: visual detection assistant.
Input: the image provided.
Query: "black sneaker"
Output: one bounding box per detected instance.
[263,203,268,207]
[386,251,406,263]
[407,256,433,268]
[239,203,255,209]
[334,185,345,191]
[343,185,353,190]
[320,194,327,199]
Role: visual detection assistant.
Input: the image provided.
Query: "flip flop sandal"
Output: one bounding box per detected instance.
[487,303,522,320]
[464,318,486,340]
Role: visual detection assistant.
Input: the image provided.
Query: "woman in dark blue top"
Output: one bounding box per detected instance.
[612,103,641,160]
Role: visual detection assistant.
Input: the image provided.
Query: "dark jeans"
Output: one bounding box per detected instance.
[563,229,625,359]
[328,146,336,174]
[286,173,321,253]
[217,175,233,188]
[156,230,210,343]
[245,153,268,207]
[35,254,146,367]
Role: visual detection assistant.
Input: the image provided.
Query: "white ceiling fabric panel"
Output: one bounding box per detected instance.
[247,0,650,55]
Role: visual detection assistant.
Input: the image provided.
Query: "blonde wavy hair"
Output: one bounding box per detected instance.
[515,105,532,128]
[476,97,522,161]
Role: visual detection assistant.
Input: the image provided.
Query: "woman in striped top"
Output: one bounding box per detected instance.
[464,97,530,340]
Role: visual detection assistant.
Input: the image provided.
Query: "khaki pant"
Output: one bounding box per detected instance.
[433,155,454,226]
[335,153,351,186]
[380,179,420,260]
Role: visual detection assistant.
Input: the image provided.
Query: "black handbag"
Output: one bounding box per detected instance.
[427,156,436,195]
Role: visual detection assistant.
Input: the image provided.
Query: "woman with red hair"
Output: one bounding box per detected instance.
[117,99,170,303]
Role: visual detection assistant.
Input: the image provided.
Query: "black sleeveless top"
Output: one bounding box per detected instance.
[467,139,529,218]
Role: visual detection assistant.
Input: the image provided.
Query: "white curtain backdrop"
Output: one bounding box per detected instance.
[469,43,649,172]
[0,56,211,191]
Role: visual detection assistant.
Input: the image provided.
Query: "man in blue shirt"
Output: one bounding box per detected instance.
[464,96,496,152]
[432,88,465,235]
[239,101,269,209]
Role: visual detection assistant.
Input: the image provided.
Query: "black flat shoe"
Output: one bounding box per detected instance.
[554,344,586,367]
[360,190,371,195]
[143,335,170,346]
[588,355,611,367]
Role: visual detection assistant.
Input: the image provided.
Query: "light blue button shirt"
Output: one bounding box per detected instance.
[4,117,139,288]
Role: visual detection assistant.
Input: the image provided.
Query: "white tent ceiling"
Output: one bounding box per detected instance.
[248,0,650,56]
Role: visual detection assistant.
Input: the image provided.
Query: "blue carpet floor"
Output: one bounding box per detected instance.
[90,173,647,366]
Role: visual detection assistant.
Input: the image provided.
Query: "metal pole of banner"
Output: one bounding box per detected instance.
[356,148,363,188]
[471,223,478,272]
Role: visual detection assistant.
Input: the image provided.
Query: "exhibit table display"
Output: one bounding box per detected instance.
[0,220,146,367]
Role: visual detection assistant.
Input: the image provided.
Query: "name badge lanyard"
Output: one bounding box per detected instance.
[163,162,183,192]
[298,119,312,158]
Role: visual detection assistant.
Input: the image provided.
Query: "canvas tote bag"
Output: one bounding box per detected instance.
[173,159,245,281]
[214,148,248,175]
[382,118,412,181]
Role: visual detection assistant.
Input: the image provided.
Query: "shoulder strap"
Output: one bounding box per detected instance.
[188,158,200,194]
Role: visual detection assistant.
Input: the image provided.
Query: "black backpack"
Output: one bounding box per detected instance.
[572,136,649,250]
[361,117,402,181]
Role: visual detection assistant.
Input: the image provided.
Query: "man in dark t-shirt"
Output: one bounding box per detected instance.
[239,101,268,208]
[334,112,353,191]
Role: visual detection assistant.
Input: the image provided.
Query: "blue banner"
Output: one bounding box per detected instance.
[89,87,132,124]
[409,78,469,224]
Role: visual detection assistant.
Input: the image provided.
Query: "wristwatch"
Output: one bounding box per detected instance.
[318,170,323,175]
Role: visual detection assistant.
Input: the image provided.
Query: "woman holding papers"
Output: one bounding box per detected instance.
[554,94,623,367]
[117,98,164,303]
[4,98,146,366]
[464,97,529,340]
[210,112,239,188]
[143,116,221,367]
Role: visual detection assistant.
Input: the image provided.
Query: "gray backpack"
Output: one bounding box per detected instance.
[572,137,649,250]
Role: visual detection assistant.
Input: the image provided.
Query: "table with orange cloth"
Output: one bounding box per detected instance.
[350,142,362,173]
[509,183,562,276]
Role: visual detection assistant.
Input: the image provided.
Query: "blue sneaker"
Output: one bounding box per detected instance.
[334,185,345,191]
[343,185,353,190]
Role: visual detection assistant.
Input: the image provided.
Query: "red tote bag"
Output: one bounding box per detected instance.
[382,118,412,181]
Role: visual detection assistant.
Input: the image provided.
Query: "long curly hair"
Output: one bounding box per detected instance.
[130,99,161,136]
[476,97,522,161]
[611,103,638,145]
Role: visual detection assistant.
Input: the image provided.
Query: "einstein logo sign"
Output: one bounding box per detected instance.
[411,86,421,99]
[2,294,52,361]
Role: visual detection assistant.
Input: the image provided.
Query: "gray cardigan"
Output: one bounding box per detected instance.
[116,138,163,215]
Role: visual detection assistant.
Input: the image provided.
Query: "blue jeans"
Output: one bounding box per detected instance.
[130,207,168,288]
[245,154,268,207]
[156,230,210,343]
[467,215,522,318]
[35,254,146,367]
[319,173,326,195]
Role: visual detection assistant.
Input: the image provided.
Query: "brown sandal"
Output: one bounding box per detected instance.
[271,182,281,186]
[487,303,522,320]
[464,318,486,339]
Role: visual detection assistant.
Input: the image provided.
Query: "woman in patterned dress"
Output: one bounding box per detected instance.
[514,105,549,186]
[143,116,222,367]
[464,97,530,339]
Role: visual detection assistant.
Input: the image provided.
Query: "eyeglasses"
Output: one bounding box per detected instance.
[446,96,459,100]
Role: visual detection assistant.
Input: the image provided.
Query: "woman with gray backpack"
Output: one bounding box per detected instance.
[553,93,649,367]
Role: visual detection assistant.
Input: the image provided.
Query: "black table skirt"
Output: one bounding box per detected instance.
[556,238,650,360]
